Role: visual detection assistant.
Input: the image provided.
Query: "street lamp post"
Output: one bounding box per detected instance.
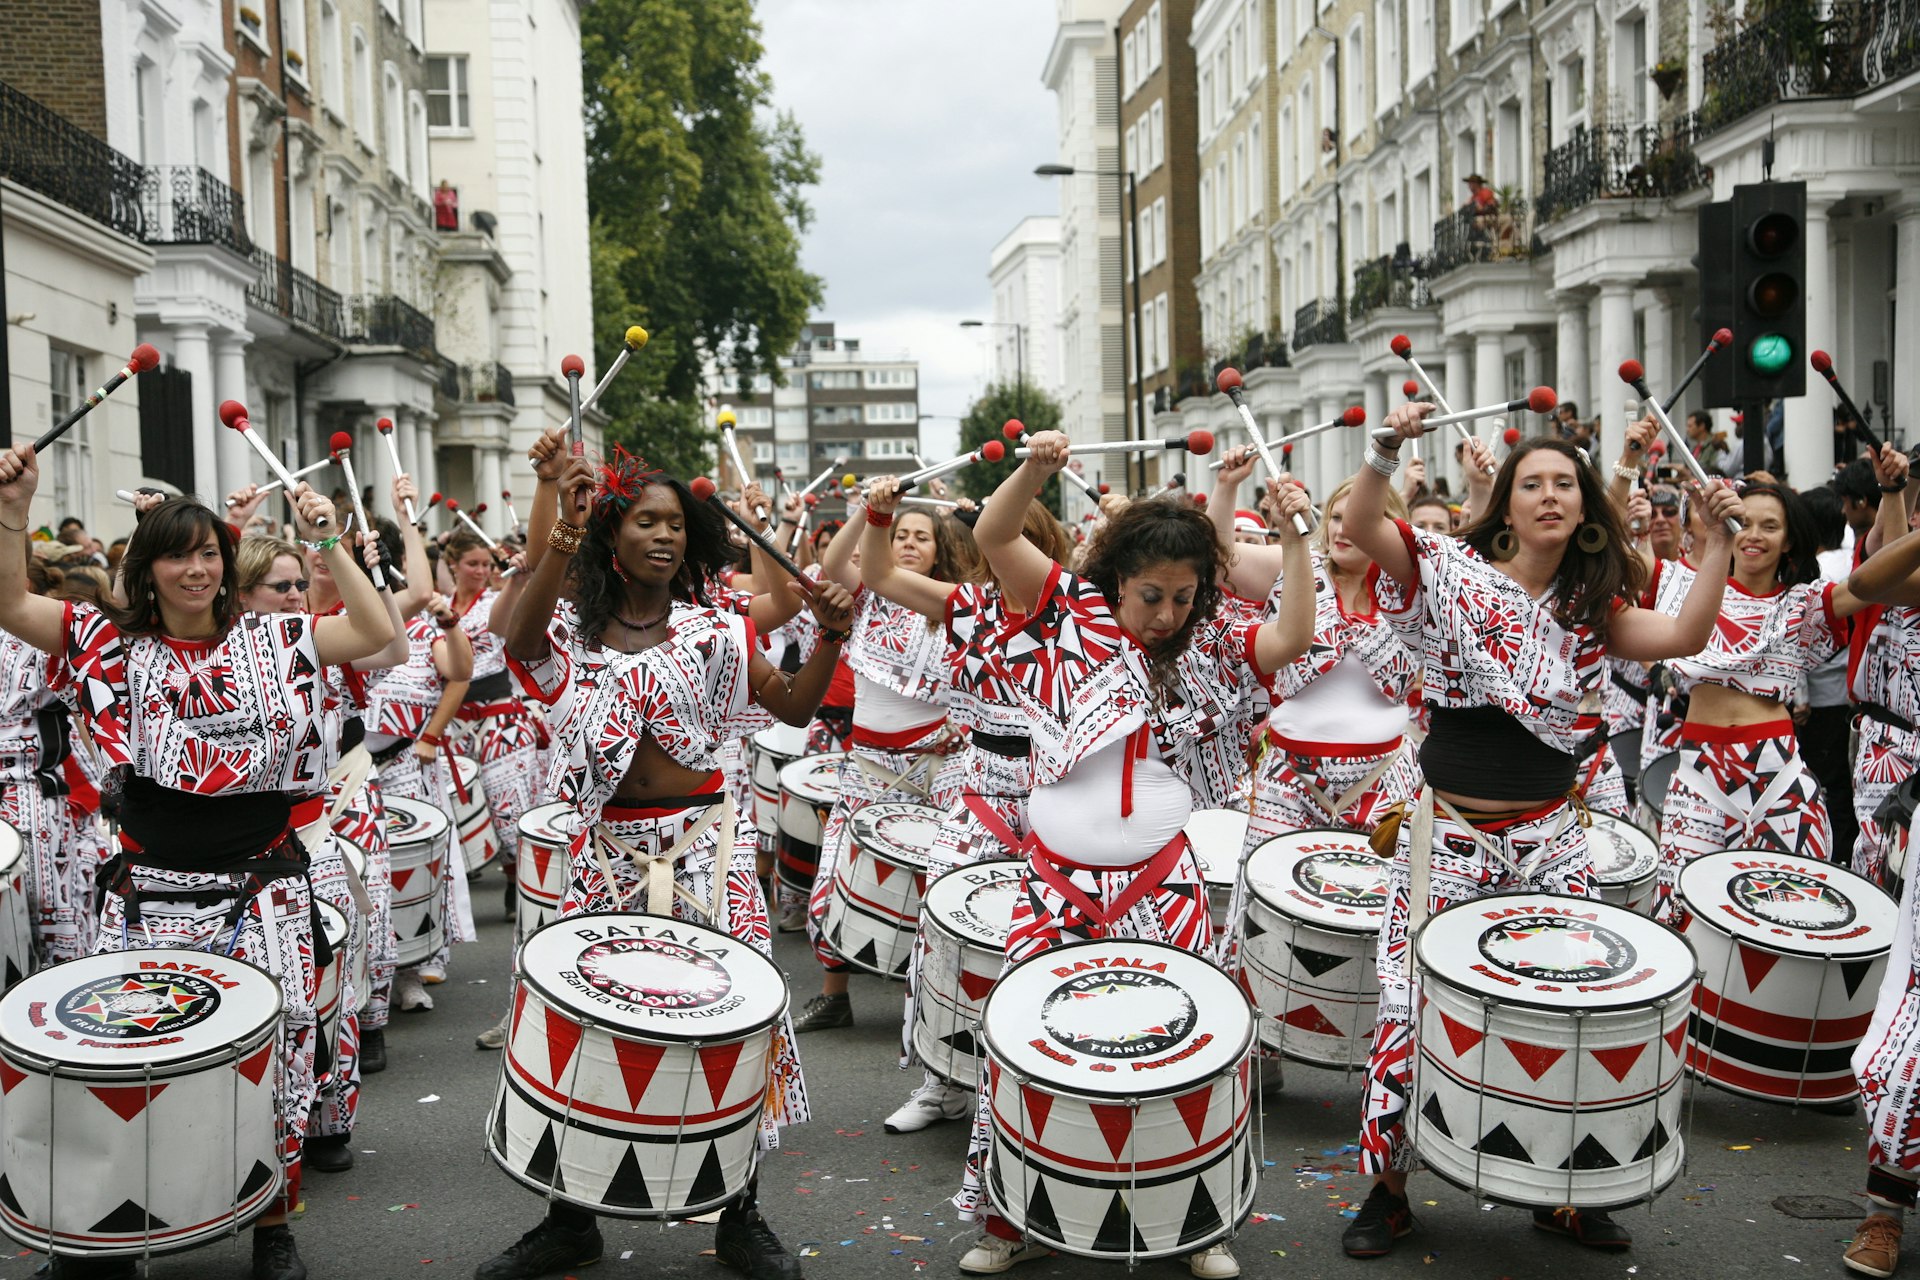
[959,318,1026,421]
[1035,162,1146,495]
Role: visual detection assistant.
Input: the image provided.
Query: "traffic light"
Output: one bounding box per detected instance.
[1729,180,1807,401]
[1695,200,1735,409]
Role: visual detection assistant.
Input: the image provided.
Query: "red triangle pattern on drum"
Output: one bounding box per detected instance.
[959,970,996,1002]
[236,1041,274,1086]
[614,1038,666,1109]
[513,982,528,1030]
[530,844,554,890]
[0,1060,25,1094]
[545,1013,584,1085]
[1590,1043,1647,1084]
[390,865,415,893]
[1739,945,1780,992]
[700,1041,745,1106]
[873,860,895,887]
[1501,1039,1566,1082]
[1019,1084,1053,1142]
[1174,1086,1213,1145]
[1090,1102,1135,1160]
[1439,1010,1485,1058]
[89,1084,168,1122]
[1282,1004,1343,1037]
[1664,1020,1688,1056]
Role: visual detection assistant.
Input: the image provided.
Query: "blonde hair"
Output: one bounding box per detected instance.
[1313,478,1408,558]
[236,536,304,595]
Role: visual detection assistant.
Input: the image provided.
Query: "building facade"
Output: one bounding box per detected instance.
[986,215,1064,406]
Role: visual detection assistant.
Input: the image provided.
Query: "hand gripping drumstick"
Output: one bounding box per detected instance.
[561,354,586,457]
[374,417,417,524]
[715,407,769,524]
[1811,350,1885,453]
[1390,335,1495,476]
[1207,406,1366,470]
[329,432,386,588]
[1215,367,1309,536]
[1002,420,1100,502]
[443,498,520,577]
[895,441,1006,495]
[220,401,328,528]
[38,344,160,452]
[1007,432,1214,460]
[1368,388,1558,444]
[226,457,331,507]
[690,477,805,580]
[1661,329,1733,417]
[1619,360,1742,536]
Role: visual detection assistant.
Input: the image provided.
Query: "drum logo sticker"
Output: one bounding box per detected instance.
[1477,915,1637,984]
[1728,869,1855,931]
[56,972,221,1038]
[1590,830,1641,877]
[1041,969,1196,1060]
[958,882,1018,935]
[576,938,734,1012]
[1294,852,1388,910]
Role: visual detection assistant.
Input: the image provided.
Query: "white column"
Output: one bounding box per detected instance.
[1554,291,1590,425]
[1784,202,1835,490]
[1643,290,1675,415]
[478,447,505,539]
[165,325,217,502]
[212,333,252,501]
[396,410,419,482]
[1596,280,1636,466]
[1896,207,1920,448]
[415,419,438,513]
[1473,333,1505,414]
[1314,396,1342,498]
[1443,342,1471,491]
[1362,375,1387,446]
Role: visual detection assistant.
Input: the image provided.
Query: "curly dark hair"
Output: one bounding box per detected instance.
[1075,498,1224,706]
[567,475,733,645]
[1457,438,1644,640]
[1734,483,1822,587]
[106,498,242,638]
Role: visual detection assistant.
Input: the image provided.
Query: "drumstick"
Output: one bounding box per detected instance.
[329,432,385,588]
[374,417,417,524]
[36,344,159,451]
[1391,334,1495,477]
[220,400,328,528]
[1003,420,1100,503]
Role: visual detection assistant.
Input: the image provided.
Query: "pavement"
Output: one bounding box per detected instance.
[0,867,1883,1279]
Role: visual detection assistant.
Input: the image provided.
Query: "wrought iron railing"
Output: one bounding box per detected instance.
[1428,197,1536,278]
[1700,0,1874,134]
[1238,329,1289,371]
[1537,116,1711,221]
[439,362,516,405]
[247,247,346,341]
[140,165,253,257]
[1291,299,1347,351]
[342,295,436,359]
[1864,0,1920,88]
[1348,253,1433,323]
[0,80,146,238]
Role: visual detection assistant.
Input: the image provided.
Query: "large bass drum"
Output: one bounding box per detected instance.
[913,860,1023,1085]
[821,802,942,977]
[515,802,578,941]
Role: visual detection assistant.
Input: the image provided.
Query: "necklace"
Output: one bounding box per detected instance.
[614,605,671,632]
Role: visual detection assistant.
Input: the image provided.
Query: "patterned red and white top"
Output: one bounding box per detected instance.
[844,589,950,707]
[366,614,448,739]
[1261,556,1415,705]
[1378,521,1606,756]
[1638,557,1699,768]
[0,630,62,785]
[454,588,506,683]
[1851,605,1920,725]
[1660,563,1845,700]
[49,602,333,794]
[943,583,1027,735]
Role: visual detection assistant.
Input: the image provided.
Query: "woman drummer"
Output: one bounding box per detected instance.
[475,431,852,1280]
[954,431,1316,1280]
[1338,404,1745,1259]
[0,449,393,1280]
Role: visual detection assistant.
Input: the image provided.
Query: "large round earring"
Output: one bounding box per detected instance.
[1491,528,1519,561]
[610,551,632,585]
[1575,522,1609,553]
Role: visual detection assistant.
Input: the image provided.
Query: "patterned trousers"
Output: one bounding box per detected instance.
[458,705,540,872]
[1856,853,1920,1171]
[1578,740,1632,821]
[331,774,397,1029]
[1853,717,1919,887]
[4,779,89,966]
[306,838,362,1140]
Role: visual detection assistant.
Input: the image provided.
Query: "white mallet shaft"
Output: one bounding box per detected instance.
[900,496,959,511]
[332,447,386,588]
[1393,340,1494,476]
[1007,425,1100,501]
[375,418,417,524]
[717,412,769,524]
[580,325,649,415]
[114,489,139,504]
[504,493,521,531]
[896,449,993,494]
[224,408,326,528]
[798,459,844,500]
[1219,381,1309,537]
[1622,363,1742,536]
[1009,437,1202,459]
[228,457,329,505]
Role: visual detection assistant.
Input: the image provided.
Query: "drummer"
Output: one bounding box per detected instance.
[954,432,1316,1280]
[1338,405,1744,1259]
[475,431,854,1280]
[0,451,394,1280]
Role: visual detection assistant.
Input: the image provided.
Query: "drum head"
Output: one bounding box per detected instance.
[922,860,1024,949]
[1415,891,1695,1011]
[386,796,451,846]
[1677,850,1895,959]
[1183,809,1249,892]
[316,900,350,952]
[849,802,942,865]
[982,938,1251,1099]
[780,754,843,805]
[518,915,787,1043]
[1641,752,1679,811]
[0,821,23,877]
[753,722,810,760]
[1587,815,1659,887]
[518,801,580,847]
[1245,830,1389,935]
[0,948,282,1071]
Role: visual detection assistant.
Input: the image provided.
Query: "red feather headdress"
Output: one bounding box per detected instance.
[594,445,664,518]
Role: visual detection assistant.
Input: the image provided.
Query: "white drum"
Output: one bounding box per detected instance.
[914,860,1023,1085]
[1676,850,1895,1105]
[775,754,842,900]
[488,915,788,1218]
[1183,809,1248,930]
[983,939,1256,1260]
[1635,751,1679,831]
[339,839,372,1014]
[1587,814,1660,916]
[314,900,351,1081]
[1411,893,1695,1209]
[516,802,578,941]
[0,949,284,1255]
[1240,830,1389,1069]
[386,797,451,968]
[452,753,496,874]
[822,801,943,977]
[751,723,810,843]
[0,824,32,992]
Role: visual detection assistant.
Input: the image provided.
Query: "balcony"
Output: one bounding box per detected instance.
[342,295,436,361]
[1291,299,1347,352]
[1349,253,1433,325]
[0,80,146,239]
[1427,197,1537,279]
[439,361,516,406]
[1699,0,1875,135]
[1864,0,1920,89]
[247,247,345,342]
[1537,117,1711,222]
[140,165,253,259]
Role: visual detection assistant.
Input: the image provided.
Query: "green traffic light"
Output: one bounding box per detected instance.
[1749,334,1793,375]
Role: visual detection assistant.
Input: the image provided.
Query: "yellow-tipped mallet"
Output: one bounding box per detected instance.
[580,325,650,414]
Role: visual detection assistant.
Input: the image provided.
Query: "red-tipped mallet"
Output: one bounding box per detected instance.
[228,457,331,507]
[36,344,160,452]
[374,417,417,524]
[1402,379,1420,398]
[561,354,586,457]
[1390,334,1494,476]
[1210,406,1366,469]
[715,407,769,524]
[797,457,846,501]
[690,476,806,579]
[1216,367,1309,535]
[1003,419,1099,502]
[1008,432,1213,460]
[1147,473,1187,499]
[1619,360,1740,535]
[328,431,385,588]
[423,491,444,524]
[896,441,1006,495]
[1371,388,1557,443]
[444,498,520,576]
[1810,350,1884,452]
[502,490,521,532]
[222,400,327,528]
[1658,328,1734,418]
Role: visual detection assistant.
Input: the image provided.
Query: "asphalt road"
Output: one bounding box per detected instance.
[0,867,1881,1279]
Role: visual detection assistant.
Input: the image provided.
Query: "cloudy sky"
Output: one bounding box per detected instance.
[758,1,1061,458]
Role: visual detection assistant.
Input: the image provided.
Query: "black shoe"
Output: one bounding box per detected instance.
[305,1133,354,1173]
[360,1027,387,1074]
[791,993,852,1034]
[1342,1183,1415,1258]
[715,1203,803,1280]
[503,876,516,923]
[253,1224,308,1280]
[474,1215,604,1280]
[1533,1207,1631,1250]
[32,1256,138,1279]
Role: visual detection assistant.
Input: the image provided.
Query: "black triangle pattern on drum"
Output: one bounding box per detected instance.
[1633,1120,1672,1162]
[1093,1191,1147,1255]
[1022,1176,1062,1244]
[413,915,435,938]
[526,1122,565,1192]
[1560,1133,1622,1171]
[855,939,880,969]
[240,1159,274,1202]
[1419,1092,1451,1139]
[93,1198,169,1233]
[603,1145,654,1212]
[1842,959,1877,1000]
[1473,1122,1531,1163]
[1289,945,1348,978]
[688,1142,730,1208]
[942,1028,980,1058]
[1178,1179,1224,1246]
[1242,915,1266,940]
[489,1099,508,1156]
[0,1173,20,1215]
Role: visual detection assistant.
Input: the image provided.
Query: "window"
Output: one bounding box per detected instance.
[1563,55,1586,117]
[1320,50,1336,153]
[1200,70,1212,134]
[352,28,373,144]
[1199,174,1213,258]
[132,61,154,163]
[1249,117,1261,219]
[1124,32,1138,95]
[1233,136,1247,228]
[1375,0,1400,112]
[1147,3,1163,69]
[46,348,92,526]
[1154,196,1169,265]
[866,438,917,459]
[1411,169,1432,251]
[1232,19,1246,93]
[865,402,919,424]
[1153,294,1169,373]
[752,440,773,465]
[1496,99,1521,186]
[811,405,863,427]
[1247,1,1262,78]
[1347,27,1365,140]
[281,0,307,78]
[809,370,860,390]
[426,55,469,131]
[383,65,405,174]
[1450,0,1479,51]
[1409,0,1435,78]
[1616,13,1650,123]
[1278,104,1293,200]
[409,92,429,197]
[319,1,343,111]
[1215,51,1229,117]
[776,442,807,468]
[741,406,773,427]
[403,0,423,47]
[380,0,399,22]
[1149,100,1165,170]
[865,368,916,388]
[1217,159,1230,243]
[1125,121,1140,177]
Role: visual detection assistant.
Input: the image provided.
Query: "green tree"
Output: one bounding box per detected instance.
[582,0,824,476]
[956,380,1066,513]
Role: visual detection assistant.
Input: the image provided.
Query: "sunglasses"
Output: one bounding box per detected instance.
[1650,503,1680,516]
[264,579,311,594]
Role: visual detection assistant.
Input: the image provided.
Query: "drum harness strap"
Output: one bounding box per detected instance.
[1028,833,1188,938]
[1671,744,1805,833]
[295,745,378,920]
[1404,785,1588,933]
[105,837,326,968]
[961,794,1030,860]
[1276,737,1406,826]
[590,792,736,924]
[852,724,961,800]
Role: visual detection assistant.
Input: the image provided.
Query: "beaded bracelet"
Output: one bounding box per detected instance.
[866,509,894,528]
[299,512,356,552]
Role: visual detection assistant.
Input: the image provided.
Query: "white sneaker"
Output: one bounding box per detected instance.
[417,962,447,985]
[883,1082,972,1133]
[777,899,807,933]
[396,969,434,1012]
[1189,1243,1240,1278]
[957,1235,1051,1274]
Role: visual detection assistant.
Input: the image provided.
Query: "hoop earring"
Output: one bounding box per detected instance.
[610,551,632,585]
[1575,522,1609,554]
[1490,528,1519,561]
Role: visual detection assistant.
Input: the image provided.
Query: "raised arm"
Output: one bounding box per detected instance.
[752,578,857,726]
[1837,445,1916,611]
[817,494,866,592]
[1251,481,1317,673]
[1608,482,1746,661]
[305,485,397,667]
[976,432,1069,608]
[505,452,593,663]
[739,480,805,634]
[860,476,960,621]
[1607,418,1657,515]
[389,474,433,619]
[0,448,69,654]
[1346,405,1430,587]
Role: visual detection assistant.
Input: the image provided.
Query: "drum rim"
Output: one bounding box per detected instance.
[1677,848,1894,959]
[0,820,24,875]
[921,860,1025,947]
[385,795,452,841]
[1412,889,1699,1011]
[778,754,844,801]
[1585,814,1661,883]
[518,800,579,843]
[980,937,1254,1100]
[0,984,281,1080]
[1244,827,1391,937]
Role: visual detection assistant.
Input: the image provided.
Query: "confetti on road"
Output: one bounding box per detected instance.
[418,1094,441,1103]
